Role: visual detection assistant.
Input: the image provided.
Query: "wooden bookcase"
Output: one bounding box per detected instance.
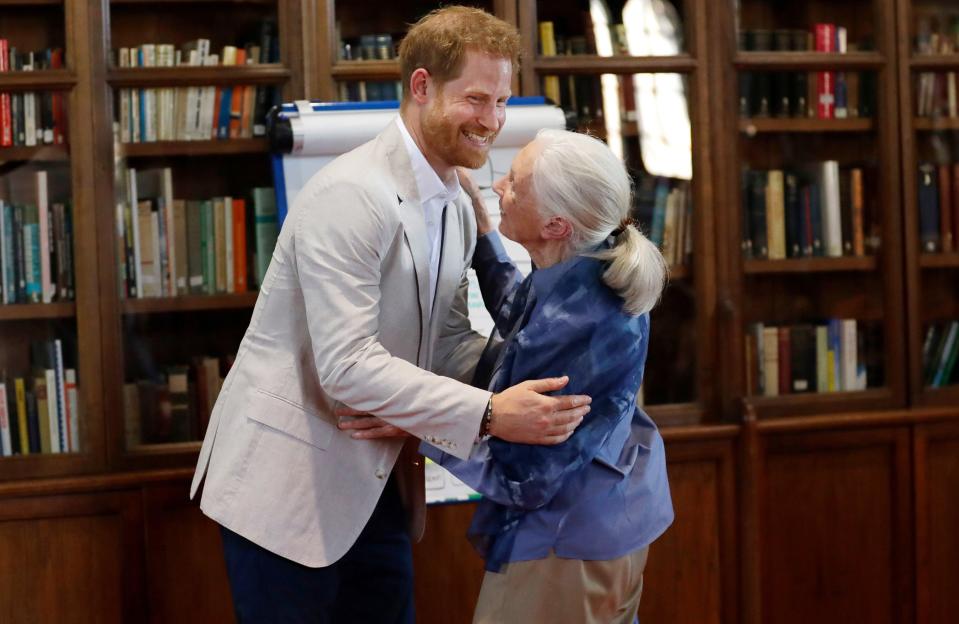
[0,0,308,480]
[711,0,907,420]
[896,0,959,409]
[1,1,958,622]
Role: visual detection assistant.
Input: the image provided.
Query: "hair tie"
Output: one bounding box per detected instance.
[611,216,635,237]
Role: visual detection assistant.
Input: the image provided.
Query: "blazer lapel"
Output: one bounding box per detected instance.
[384,122,431,364]
[429,201,464,334]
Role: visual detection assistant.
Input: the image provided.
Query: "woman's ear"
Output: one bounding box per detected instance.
[542,216,573,241]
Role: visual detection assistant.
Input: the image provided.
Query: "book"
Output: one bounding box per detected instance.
[762,326,779,397]
[766,170,786,259]
[820,161,843,257]
[65,368,78,452]
[0,381,10,456]
[251,187,277,288]
[918,163,941,253]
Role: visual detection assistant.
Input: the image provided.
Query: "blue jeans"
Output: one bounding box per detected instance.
[220,476,414,623]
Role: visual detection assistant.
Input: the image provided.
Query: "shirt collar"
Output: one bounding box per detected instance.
[396,116,461,206]
[528,239,611,299]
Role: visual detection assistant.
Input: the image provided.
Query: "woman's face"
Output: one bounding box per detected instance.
[492,142,545,248]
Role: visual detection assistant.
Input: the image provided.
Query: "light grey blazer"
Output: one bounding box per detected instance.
[190,121,490,568]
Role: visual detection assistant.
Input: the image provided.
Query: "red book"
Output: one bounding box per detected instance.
[815,24,836,119]
[231,198,247,292]
[953,163,959,248]
[0,39,11,147]
[229,49,246,138]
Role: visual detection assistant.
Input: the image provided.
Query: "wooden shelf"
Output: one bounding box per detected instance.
[740,118,875,134]
[122,292,258,314]
[534,54,696,75]
[918,384,959,409]
[0,144,69,161]
[919,252,959,268]
[914,117,959,131]
[746,388,892,419]
[0,302,76,321]
[121,138,268,157]
[744,256,877,274]
[646,402,703,428]
[734,51,884,71]
[108,65,290,87]
[0,70,76,91]
[0,0,61,5]
[331,60,401,81]
[126,441,202,455]
[112,0,271,4]
[911,54,959,70]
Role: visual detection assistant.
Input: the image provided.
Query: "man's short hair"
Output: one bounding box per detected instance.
[398,6,520,101]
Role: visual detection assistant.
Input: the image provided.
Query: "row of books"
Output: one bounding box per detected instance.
[635,177,692,268]
[915,15,959,54]
[917,163,959,253]
[337,81,401,103]
[117,167,277,299]
[537,19,633,58]
[1,169,75,304]
[741,163,874,260]
[339,33,396,61]
[745,319,881,397]
[0,42,67,147]
[115,37,280,143]
[923,321,959,388]
[0,339,80,457]
[110,21,278,69]
[739,26,876,119]
[123,354,229,447]
[916,72,959,118]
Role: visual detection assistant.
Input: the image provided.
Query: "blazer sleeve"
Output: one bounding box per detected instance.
[424,298,649,509]
[431,269,488,383]
[292,180,489,460]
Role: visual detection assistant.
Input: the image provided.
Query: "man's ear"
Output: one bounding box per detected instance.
[542,216,573,241]
[409,68,431,104]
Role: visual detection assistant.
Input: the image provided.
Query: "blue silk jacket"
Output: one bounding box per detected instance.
[421,233,674,572]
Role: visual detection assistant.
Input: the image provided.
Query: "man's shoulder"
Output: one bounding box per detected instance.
[295,131,397,208]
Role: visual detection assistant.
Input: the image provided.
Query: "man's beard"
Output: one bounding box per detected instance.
[422,102,495,169]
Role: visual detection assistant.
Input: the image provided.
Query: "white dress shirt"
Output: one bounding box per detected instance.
[396,116,461,317]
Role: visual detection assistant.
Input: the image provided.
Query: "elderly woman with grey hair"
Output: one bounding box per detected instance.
[423,128,675,623]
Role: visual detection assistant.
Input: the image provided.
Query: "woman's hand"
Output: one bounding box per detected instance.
[458,167,493,236]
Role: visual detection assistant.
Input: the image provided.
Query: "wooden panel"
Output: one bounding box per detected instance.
[0,492,144,623]
[639,453,725,624]
[915,419,959,624]
[761,428,911,624]
[143,484,235,623]
[413,502,485,624]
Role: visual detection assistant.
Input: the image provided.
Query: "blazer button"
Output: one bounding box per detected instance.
[375,468,386,479]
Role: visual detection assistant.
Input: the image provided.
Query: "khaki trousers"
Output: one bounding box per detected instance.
[472,547,649,624]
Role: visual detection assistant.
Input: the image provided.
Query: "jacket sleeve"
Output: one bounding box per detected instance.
[424,298,649,510]
[293,180,489,460]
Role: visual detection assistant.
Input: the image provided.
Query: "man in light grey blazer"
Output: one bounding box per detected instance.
[190,7,591,623]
